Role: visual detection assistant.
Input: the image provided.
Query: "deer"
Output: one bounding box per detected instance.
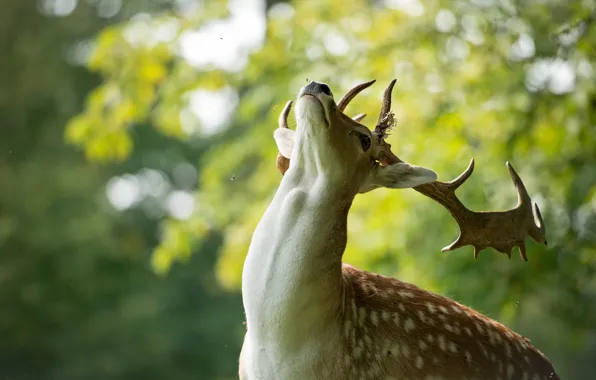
[239,79,558,380]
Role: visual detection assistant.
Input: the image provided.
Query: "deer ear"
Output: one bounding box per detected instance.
[359,163,437,193]
[274,128,295,158]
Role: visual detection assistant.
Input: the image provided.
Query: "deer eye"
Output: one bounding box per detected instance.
[359,134,371,151]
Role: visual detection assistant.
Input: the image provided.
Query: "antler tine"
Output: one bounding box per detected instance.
[507,162,547,245]
[446,158,475,190]
[371,80,400,167]
[353,113,367,122]
[276,100,293,175]
[337,80,376,112]
[376,78,397,131]
[371,79,547,261]
[506,161,531,207]
[531,202,546,244]
[278,100,293,129]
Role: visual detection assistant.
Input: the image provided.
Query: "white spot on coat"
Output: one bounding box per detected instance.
[416,356,424,369]
[370,310,379,326]
[427,302,436,314]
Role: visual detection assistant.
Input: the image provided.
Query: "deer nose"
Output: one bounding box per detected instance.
[301,81,333,97]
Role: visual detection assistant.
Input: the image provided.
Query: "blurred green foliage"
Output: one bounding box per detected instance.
[3,0,596,379]
[1,1,242,379]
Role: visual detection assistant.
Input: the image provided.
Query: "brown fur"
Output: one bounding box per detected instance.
[336,263,559,380]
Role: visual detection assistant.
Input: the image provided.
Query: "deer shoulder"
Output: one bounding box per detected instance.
[340,264,557,380]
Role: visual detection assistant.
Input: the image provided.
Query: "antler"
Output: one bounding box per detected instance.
[276,100,293,174]
[274,79,547,260]
[337,79,376,112]
[368,80,547,261]
[417,159,545,260]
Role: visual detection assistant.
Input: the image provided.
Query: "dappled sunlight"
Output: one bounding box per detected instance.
[123,14,180,47]
[39,0,77,17]
[384,0,425,17]
[165,190,195,220]
[106,167,199,221]
[435,9,457,33]
[179,0,266,71]
[509,33,535,61]
[104,168,203,251]
[185,86,239,135]
[526,58,576,93]
[106,174,142,210]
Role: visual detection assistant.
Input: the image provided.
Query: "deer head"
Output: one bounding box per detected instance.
[274,80,547,260]
[274,80,437,195]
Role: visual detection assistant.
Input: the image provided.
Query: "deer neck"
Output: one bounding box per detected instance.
[242,155,354,349]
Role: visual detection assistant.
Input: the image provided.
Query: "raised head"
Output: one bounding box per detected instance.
[274,80,547,260]
[274,80,437,195]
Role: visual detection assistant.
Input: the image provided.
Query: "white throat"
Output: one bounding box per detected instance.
[241,146,350,358]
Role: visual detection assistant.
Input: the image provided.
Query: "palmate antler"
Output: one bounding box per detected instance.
[368,80,546,260]
[276,80,547,260]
